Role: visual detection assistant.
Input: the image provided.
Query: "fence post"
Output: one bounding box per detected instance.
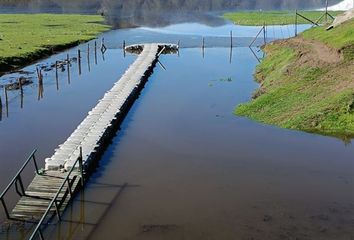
[55,61,59,90]
[0,95,2,122]
[4,87,8,108]
[78,49,82,75]
[325,0,328,22]
[295,10,298,36]
[94,41,98,64]
[67,54,70,84]
[263,22,266,44]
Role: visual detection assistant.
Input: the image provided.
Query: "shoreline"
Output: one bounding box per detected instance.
[235,18,354,139]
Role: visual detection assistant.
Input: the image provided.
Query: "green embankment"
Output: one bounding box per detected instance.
[223,11,342,26]
[0,14,110,72]
[235,19,354,138]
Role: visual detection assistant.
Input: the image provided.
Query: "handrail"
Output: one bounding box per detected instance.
[0,149,38,219]
[29,147,84,240]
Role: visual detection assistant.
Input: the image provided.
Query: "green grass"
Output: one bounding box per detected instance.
[302,18,354,59]
[235,20,354,139]
[0,14,110,72]
[223,10,342,26]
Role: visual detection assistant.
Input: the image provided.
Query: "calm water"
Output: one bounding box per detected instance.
[0,22,353,239]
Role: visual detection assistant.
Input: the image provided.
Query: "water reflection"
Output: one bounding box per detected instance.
[0,0,342,28]
[38,47,353,240]
[0,23,304,122]
[0,41,107,120]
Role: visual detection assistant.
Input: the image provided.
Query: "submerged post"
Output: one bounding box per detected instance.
[18,78,23,92]
[0,95,2,121]
[87,43,91,72]
[201,37,205,58]
[36,67,44,100]
[55,61,59,90]
[123,40,126,57]
[18,78,23,109]
[78,49,82,75]
[94,41,98,64]
[4,87,8,117]
[67,54,71,84]
[101,38,107,53]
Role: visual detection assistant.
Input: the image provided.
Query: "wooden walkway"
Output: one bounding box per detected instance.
[7,43,178,224]
[11,171,80,221]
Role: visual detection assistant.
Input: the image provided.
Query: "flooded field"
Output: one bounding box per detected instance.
[0,19,353,240]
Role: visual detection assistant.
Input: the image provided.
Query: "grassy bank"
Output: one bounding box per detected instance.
[235,19,354,138]
[0,14,110,73]
[223,11,342,26]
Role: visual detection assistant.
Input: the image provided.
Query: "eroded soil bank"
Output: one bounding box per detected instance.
[236,19,354,139]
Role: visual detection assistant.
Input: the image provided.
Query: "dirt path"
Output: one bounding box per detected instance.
[289,36,343,64]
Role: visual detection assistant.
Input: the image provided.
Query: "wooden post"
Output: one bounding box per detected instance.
[325,0,328,22]
[4,86,8,104]
[78,49,82,75]
[230,30,233,48]
[177,40,180,57]
[94,41,97,65]
[87,43,91,72]
[123,40,126,58]
[295,10,298,36]
[0,94,2,121]
[4,87,8,117]
[18,78,23,109]
[55,61,59,90]
[101,38,107,53]
[39,69,43,99]
[263,22,266,44]
[67,54,71,84]
[36,67,43,100]
[249,26,264,47]
[18,78,23,92]
[202,37,205,58]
